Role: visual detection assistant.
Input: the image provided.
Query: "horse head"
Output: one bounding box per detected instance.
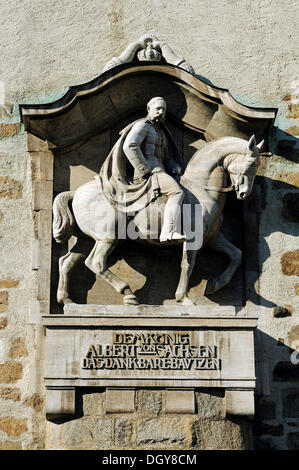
[224,135,263,200]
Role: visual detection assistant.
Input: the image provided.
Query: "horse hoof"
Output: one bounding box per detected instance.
[181,296,196,306]
[123,294,139,305]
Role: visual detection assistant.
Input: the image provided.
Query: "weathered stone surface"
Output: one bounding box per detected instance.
[0,317,7,329]
[0,280,19,288]
[61,418,112,449]
[24,394,44,411]
[166,389,195,414]
[9,338,28,358]
[195,389,225,419]
[82,390,105,416]
[281,250,299,276]
[114,418,132,447]
[0,291,8,313]
[274,172,299,188]
[282,193,299,222]
[295,283,299,295]
[0,387,21,402]
[0,441,22,450]
[0,362,22,383]
[287,432,299,450]
[0,177,22,198]
[283,390,299,418]
[0,417,27,437]
[255,396,276,420]
[286,103,299,119]
[192,418,253,450]
[0,123,20,136]
[285,126,299,136]
[106,388,135,413]
[137,389,162,416]
[137,418,188,446]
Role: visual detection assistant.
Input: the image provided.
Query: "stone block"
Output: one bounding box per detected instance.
[195,389,225,418]
[9,338,28,358]
[0,387,21,402]
[106,388,135,413]
[0,291,8,313]
[137,417,187,446]
[60,418,112,449]
[0,417,27,437]
[0,362,22,383]
[114,418,132,447]
[0,280,19,288]
[0,317,7,329]
[82,390,105,416]
[283,389,299,418]
[192,418,253,450]
[136,389,162,415]
[24,394,44,411]
[165,389,195,414]
[281,250,299,276]
[295,283,299,295]
[0,441,22,450]
[0,177,22,198]
[46,388,75,419]
[226,390,255,418]
[0,123,20,136]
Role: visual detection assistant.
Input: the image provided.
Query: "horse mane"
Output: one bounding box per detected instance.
[184,135,248,175]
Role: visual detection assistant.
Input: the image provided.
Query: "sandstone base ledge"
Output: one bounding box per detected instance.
[43,305,257,420]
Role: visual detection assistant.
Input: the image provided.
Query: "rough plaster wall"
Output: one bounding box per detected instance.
[0,0,298,450]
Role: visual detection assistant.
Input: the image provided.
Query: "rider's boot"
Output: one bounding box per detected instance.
[160,194,186,242]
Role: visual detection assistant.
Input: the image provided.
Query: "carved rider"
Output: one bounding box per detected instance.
[123,97,186,242]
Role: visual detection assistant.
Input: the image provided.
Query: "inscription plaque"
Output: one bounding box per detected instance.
[42,306,257,418]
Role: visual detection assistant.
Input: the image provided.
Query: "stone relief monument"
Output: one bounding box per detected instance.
[52,96,263,307]
[20,35,277,420]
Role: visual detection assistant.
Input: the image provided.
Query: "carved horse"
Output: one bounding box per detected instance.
[53,135,262,306]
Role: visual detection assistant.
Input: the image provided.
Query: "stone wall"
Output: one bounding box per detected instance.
[0,0,298,450]
[46,388,252,450]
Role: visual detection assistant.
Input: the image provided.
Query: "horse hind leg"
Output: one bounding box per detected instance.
[57,250,86,304]
[204,231,242,295]
[85,239,139,305]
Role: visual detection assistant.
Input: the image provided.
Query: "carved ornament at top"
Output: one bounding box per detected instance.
[103,34,195,74]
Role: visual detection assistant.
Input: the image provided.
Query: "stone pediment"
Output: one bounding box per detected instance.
[20,62,277,150]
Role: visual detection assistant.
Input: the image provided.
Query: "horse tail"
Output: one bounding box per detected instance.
[52,191,76,244]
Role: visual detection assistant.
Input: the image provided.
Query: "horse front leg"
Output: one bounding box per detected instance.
[175,243,198,305]
[85,239,139,305]
[204,231,242,295]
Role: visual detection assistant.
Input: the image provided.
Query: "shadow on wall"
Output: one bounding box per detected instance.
[244,128,299,309]
[254,329,299,450]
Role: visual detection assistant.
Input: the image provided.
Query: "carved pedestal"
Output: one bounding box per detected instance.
[43,305,257,419]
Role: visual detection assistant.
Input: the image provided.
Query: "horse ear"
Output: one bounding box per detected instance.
[248,135,256,150]
[256,139,264,151]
